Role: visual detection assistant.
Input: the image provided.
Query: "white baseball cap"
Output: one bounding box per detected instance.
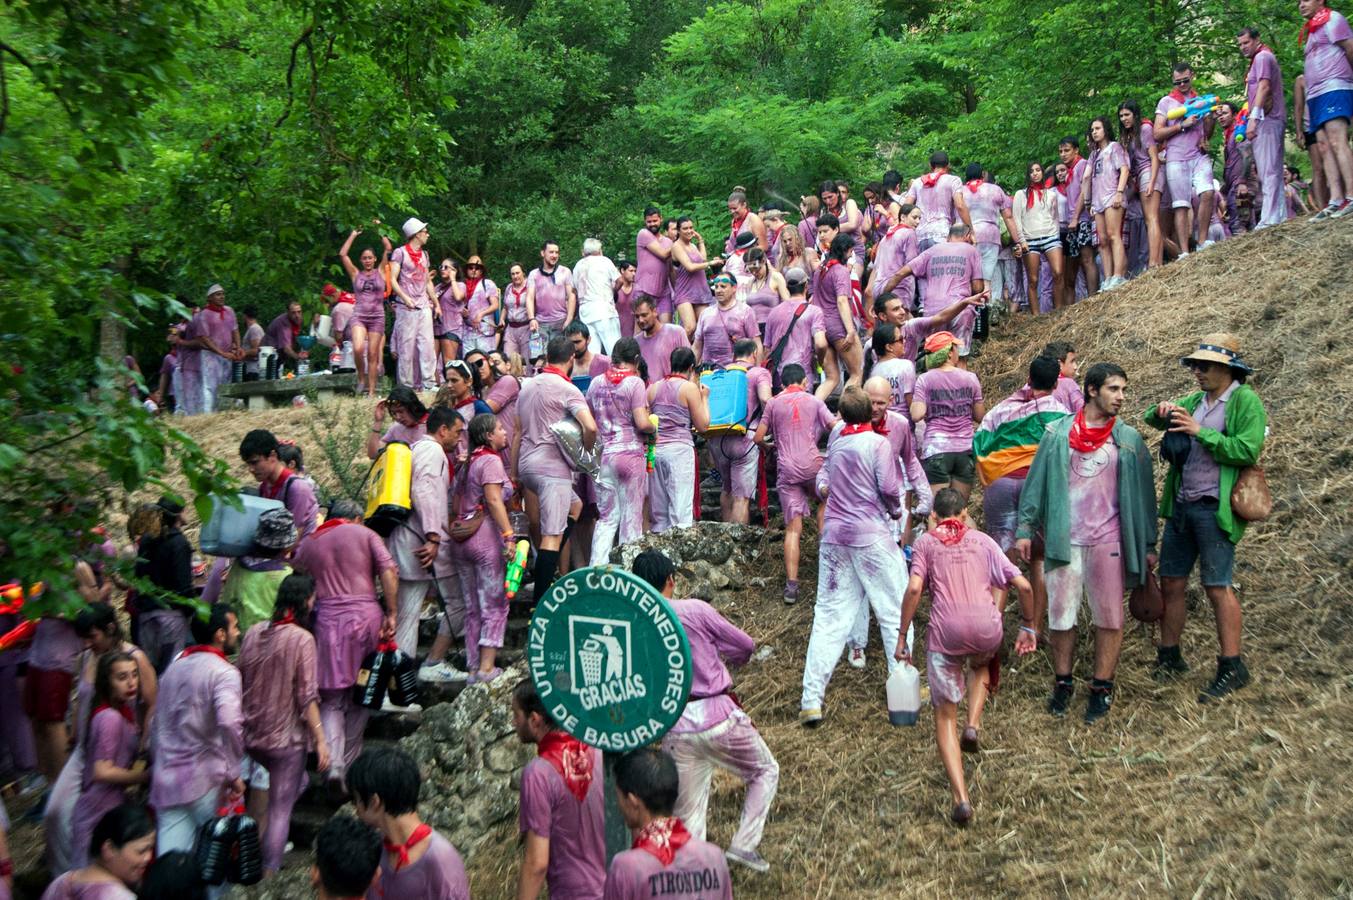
[402,217,429,239]
[206,283,225,298]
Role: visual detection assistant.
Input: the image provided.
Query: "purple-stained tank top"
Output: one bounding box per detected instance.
[651,377,693,446]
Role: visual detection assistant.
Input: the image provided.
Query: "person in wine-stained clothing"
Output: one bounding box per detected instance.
[647,347,710,533]
[349,747,469,900]
[339,226,394,397]
[512,678,606,900]
[388,217,439,389]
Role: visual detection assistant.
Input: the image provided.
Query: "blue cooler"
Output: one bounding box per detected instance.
[703,365,749,435]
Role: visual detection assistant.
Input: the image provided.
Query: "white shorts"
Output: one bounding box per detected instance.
[1166,157,1214,208]
[241,754,271,791]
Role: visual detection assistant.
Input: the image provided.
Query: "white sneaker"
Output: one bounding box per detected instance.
[380,696,421,714]
[1331,200,1353,219]
[418,661,469,683]
[1312,201,1342,221]
[848,647,866,669]
[725,848,771,873]
[1200,240,1216,250]
[1176,251,1190,259]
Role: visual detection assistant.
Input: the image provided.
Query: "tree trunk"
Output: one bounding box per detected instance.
[98,255,130,363]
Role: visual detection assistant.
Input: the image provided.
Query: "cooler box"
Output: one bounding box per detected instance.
[200,494,285,557]
[365,441,413,536]
[703,366,749,436]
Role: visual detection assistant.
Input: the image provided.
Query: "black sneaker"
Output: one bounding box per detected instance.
[1199,657,1250,703]
[1047,678,1074,717]
[1084,682,1113,724]
[1152,646,1190,681]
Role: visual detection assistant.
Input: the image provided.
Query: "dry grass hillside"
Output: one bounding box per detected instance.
[155,219,1353,897]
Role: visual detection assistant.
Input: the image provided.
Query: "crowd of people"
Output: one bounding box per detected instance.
[5,15,1336,898]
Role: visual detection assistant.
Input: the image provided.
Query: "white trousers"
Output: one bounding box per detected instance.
[649,443,696,533]
[395,575,464,658]
[1251,116,1288,228]
[580,312,622,356]
[801,538,905,711]
[661,711,779,854]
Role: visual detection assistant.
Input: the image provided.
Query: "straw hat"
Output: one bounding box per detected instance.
[1180,333,1252,373]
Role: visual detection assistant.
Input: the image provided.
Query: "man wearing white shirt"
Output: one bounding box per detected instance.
[572,238,623,355]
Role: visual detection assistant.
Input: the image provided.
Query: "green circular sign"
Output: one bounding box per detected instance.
[527,566,692,751]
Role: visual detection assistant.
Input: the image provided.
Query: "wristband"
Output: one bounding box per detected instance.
[1019,626,1038,636]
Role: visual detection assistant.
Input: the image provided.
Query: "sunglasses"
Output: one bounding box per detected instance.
[440,265,453,271]
[466,263,483,270]
[1173,78,1191,86]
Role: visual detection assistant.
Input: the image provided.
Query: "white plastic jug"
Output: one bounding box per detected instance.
[314,314,335,347]
[199,494,285,557]
[886,662,921,726]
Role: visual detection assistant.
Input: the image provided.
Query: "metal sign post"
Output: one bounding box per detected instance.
[526,565,692,861]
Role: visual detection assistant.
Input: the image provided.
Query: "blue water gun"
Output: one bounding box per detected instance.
[1166,94,1218,122]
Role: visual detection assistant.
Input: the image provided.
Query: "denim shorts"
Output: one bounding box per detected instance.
[1159,497,1236,587]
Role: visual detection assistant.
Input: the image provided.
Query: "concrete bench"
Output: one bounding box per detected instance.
[216,371,367,410]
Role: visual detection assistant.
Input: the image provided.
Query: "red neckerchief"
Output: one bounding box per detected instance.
[840,422,873,436]
[337,292,354,304]
[1068,409,1116,453]
[289,322,300,341]
[208,304,227,319]
[383,823,432,872]
[783,385,805,394]
[604,366,635,385]
[965,179,983,193]
[729,212,747,244]
[871,416,889,436]
[93,702,135,724]
[470,446,497,463]
[259,469,295,501]
[921,168,947,188]
[311,517,347,539]
[885,222,914,239]
[822,258,842,274]
[665,373,687,381]
[1301,7,1331,45]
[271,610,296,628]
[509,284,527,308]
[1053,176,1069,196]
[464,277,482,299]
[1168,88,1197,104]
[403,243,426,273]
[541,365,571,382]
[632,817,691,868]
[1026,186,1044,209]
[537,731,594,802]
[933,517,968,545]
[181,645,228,662]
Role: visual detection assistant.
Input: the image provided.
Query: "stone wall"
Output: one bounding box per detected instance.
[399,664,535,857]
[610,521,779,603]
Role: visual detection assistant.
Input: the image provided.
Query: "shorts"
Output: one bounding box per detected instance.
[1025,233,1060,256]
[710,436,759,500]
[777,477,817,524]
[1159,497,1236,587]
[521,471,580,536]
[1061,219,1094,257]
[927,650,995,707]
[1135,165,1159,195]
[435,329,463,344]
[350,310,386,334]
[1309,89,1353,133]
[921,451,976,486]
[22,666,73,723]
[1045,543,1125,631]
[1166,157,1215,208]
[981,475,1024,552]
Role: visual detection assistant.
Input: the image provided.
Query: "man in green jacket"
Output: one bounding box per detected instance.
[1017,363,1157,724]
[1144,333,1267,703]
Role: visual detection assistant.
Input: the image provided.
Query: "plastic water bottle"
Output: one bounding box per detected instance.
[193,812,234,885]
[297,359,310,377]
[886,662,921,726]
[529,331,545,360]
[228,810,263,885]
[329,347,344,371]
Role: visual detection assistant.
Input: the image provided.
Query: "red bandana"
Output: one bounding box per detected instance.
[403,244,426,273]
[383,823,432,872]
[541,365,571,382]
[885,222,914,239]
[1301,7,1331,45]
[729,212,747,243]
[311,517,347,539]
[537,731,594,803]
[337,292,355,305]
[464,277,482,300]
[209,304,227,318]
[782,384,805,394]
[1168,88,1197,104]
[271,610,296,628]
[632,817,691,867]
[1026,186,1044,209]
[871,417,889,436]
[93,702,136,724]
[605,366,633,385]
[921,169,947,188]
[470,446,497,464]
[932,517,968,546]
[965,179,983,193]
[840,422,873,436]
[509,285,527,309]
[259,469,295,501]
[181,645,228,662]
[1067,409,1116,453]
